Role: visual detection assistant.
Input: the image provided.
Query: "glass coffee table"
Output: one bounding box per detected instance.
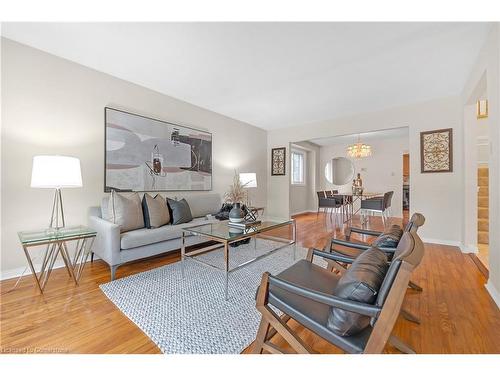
[181,218,296,300]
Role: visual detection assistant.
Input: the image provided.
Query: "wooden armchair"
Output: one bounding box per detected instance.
[331,213,425,292]
[252,231,425,354]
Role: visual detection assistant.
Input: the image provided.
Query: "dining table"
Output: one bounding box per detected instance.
[332,191,384,223]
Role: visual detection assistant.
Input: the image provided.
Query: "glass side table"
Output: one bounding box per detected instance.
[18,225,97,294]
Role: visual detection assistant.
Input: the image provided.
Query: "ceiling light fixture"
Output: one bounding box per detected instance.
[347,135,372,158]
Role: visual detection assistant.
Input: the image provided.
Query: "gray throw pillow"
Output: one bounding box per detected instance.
[108,192,145,232]
[142,194,170,228]
[327,247,388,336]
[167,198,193,225]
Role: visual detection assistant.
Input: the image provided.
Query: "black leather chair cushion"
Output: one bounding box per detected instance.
[327,248,388,336]
[267,259,372,353]
[372,225,403,248]
[269,260,339,325]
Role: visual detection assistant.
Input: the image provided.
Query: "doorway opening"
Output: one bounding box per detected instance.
[477,136,489,269]
[402,153,410,223]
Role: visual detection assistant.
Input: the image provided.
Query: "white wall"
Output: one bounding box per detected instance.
[461,25,500,307]
[319,134,409,217]
[1,38,268,278]
[267,96,463,244]
[289,141,320,215]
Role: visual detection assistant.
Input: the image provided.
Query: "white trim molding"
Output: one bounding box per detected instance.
[425,239,480,254]
[421,237,461,248]
[0,256,100,282]
[459,243,479,254]
[291,210,315,217]
[485,281,500,309]
[0,260,67,282]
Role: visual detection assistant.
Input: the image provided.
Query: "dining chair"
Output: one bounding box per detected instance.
[316,191,343,219]
[360,191,394,226]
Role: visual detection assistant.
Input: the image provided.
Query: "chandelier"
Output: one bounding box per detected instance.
[347,135,372,158]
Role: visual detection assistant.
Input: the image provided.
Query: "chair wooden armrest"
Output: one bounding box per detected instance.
[347,227,383,239]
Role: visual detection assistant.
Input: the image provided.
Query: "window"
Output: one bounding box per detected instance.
[291,150,305,185]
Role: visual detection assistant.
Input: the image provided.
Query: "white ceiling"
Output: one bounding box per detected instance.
[1,22,491,130]
[309,127,409,146]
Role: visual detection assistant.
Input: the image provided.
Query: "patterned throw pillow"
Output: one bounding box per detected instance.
[142,194,170,228]
[107,191,145,232]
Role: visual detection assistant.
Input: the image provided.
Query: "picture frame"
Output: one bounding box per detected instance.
[420,128,453,173]
[104,107,212,192]
[271,147,286,176]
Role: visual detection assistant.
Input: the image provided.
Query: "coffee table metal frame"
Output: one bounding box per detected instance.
[181,219,296,301]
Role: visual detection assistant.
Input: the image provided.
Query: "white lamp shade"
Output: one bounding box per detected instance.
[239,172,257,188]
[31,155,83,188]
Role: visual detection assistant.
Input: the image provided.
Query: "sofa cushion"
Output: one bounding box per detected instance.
[327,247,388,336]
[121,225,183,249]
[142,193,170,228]
[372,225,403,248]
[108,192,145,233]
[184,194,221,218]
[167,198,193,225]
[121,216,220,249]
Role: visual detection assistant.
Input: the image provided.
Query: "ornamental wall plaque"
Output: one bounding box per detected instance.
[420,128,453,173]
[271,147,286,176]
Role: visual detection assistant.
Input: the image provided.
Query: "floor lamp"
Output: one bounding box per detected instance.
[31,155,83,229]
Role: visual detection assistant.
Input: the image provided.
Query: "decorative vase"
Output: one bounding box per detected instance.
[229,202,244,223]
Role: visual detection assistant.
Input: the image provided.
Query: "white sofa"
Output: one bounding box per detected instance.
[88,193,221,280]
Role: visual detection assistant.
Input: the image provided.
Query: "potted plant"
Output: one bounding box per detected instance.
[225,171,248,223]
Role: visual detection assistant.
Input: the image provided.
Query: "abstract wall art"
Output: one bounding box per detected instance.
[105,108,212,191]
[420,128,453,173]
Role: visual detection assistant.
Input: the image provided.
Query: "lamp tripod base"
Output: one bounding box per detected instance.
[49,188,66,230]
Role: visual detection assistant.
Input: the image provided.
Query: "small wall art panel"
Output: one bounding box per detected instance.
[420,128,453,173]
[271,147,286,176]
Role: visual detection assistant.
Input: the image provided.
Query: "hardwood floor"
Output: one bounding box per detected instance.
[1,213,499,354]
[477,243,489,269]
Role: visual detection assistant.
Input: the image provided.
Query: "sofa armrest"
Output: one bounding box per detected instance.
[88,215,121,266]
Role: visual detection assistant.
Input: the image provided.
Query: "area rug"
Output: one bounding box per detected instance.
[99,239,313,354]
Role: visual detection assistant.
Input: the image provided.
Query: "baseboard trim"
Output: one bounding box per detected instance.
[485,281,500,309]
[459,243,479,254]
[421,237,461,248]
[291,210,315,218]
[0,260,67,281]
[469,254,489,278]
[0,255,101,282]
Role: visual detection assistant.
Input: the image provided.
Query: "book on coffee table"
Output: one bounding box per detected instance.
[228,220,261,229]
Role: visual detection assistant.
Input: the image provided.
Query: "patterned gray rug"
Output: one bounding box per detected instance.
[99,239,310,354]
